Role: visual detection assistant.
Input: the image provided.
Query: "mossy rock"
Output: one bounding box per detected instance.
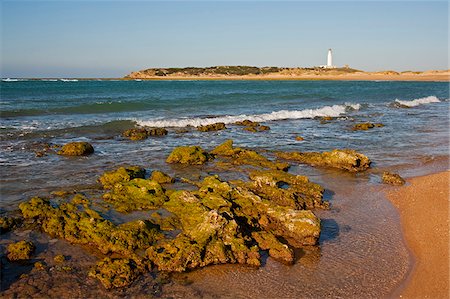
[0,216,21,234]
[166,146,213,165]
[295,136,304,141]
[88,258,141,289]
[19,197,162,257]
[57,142,94,156]
[210,139,242,156]
[352,122,384,131]
[277,149,370,172]
[54,254,65,263]
[99,166,146,189]
[7,240,35,261]
[248,170,327,209]
[252,231,294,264]
[123,128,168,140]
[151,170,175,184]
[103,178,167,213]
[382,172,406,186]
[197,123,226,132]
[235,120,259,126]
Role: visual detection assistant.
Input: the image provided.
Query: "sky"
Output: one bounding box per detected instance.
[1,1,448,78]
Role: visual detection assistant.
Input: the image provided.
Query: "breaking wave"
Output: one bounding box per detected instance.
[135,103,361,128]
[394,96,441,107]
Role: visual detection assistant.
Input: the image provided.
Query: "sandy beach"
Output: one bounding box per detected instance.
[387,171,450,298]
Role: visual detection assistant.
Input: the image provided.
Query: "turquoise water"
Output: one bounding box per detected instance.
[0,80,449,297]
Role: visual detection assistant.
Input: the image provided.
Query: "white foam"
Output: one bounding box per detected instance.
[394,96,441,107]
[134,103,361,128]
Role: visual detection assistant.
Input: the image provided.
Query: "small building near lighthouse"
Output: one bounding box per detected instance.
[320,49,337,69]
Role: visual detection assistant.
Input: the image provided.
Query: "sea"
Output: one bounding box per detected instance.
[0,79,449,297]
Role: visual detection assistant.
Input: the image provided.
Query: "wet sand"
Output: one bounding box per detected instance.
[387,171,449,298]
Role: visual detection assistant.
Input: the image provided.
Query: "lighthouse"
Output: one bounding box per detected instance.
[327,49,333,68]
[320,49,336,69]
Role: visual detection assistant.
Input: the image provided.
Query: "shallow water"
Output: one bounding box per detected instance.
[0,80,448,297]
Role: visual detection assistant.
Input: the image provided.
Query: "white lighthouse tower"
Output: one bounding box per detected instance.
[320,48,336,69]
[327,49,333,68]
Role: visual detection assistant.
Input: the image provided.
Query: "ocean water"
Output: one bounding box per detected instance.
[0,80,449,297]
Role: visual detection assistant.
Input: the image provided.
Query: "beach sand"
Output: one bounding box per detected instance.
[387,171,449,298]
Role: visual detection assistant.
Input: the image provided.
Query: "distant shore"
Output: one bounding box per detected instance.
[125,66,450,82]
[387,171,449,298]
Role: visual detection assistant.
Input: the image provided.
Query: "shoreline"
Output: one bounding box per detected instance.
[387,170,449,298]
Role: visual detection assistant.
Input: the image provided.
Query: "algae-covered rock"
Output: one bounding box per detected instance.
[7,240,35,261]
[88,258,141,289]
[123,127,168,140]
[382,172,406,186]
[252,231,294,264]
[34,261,46,271]
[54,254,65,263]
[277,149,370,172]
[57,142,94,156]
[197,123,226,132]
[248,170,327,209]
[352,122,384,131]
[166,146,212,165]
[103,178,167,212]
[295,136,304,141]
[99,166,146,189]
[0,216,21,234]
[211,140,288,170]
[151,170,175,184]
[19,197,162,258]
[235,120,259,127]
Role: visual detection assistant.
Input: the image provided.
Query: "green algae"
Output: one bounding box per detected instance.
[7,240,35,261]
[166,146,212,165]
[103,178,167,213]
[99,166,146,189]
[277,149,371,172]
[151,170,175,184]
[382,171,406,186]
[88,258,141,289]
[57,142,94,156]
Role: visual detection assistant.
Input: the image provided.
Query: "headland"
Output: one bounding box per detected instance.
[125,66,450,82]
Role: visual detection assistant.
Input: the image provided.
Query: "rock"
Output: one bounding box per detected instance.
[243,126,258,133]
[382,172,406,186]
[99,166,146,189]
[252,231,294,264]
[319,116,335,124]
[151,170,175,184]
[57,142,94,156]
[277,149,371,172]
[103,178,167,213]
[54,254,65,263]
[166,146,213,165]
[258,125,270,131]
[0,216,21,234]
[295,136,304,141]
[248,170,327,209]
[197,123,226,132]
[19,197,162,258]
[34,261,46,271]
[88,258,141,289]
[123,128,168,140]
[352,122,384,131]
[7,240,35,261]
[122,128,149,140]
[211,140,288,171]
[235,120,259,126]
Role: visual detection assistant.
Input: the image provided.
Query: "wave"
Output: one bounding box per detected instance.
[394,96,441,107]
[135,103,361,128]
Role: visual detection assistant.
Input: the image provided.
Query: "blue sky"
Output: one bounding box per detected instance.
[1,1,448,77]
